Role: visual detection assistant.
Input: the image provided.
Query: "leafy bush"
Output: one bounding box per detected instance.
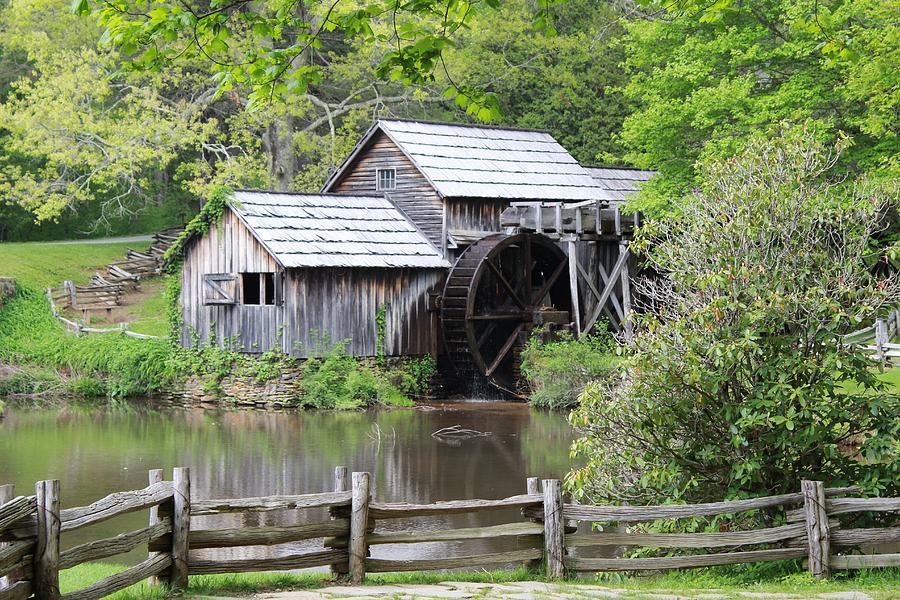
[569,130,900,509]
[299,341,412,410]
[521,326,618,409]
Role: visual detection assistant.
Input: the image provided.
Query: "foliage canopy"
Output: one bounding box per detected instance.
[569,130,900,506]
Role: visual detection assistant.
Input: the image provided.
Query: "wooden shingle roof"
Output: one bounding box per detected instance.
[583,166,655,202]
[230,191,449,269]
[325,119,621,201]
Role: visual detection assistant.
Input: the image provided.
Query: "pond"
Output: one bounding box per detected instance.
[1,400,576,566]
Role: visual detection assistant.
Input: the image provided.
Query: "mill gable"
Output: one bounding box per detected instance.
[322,119,618,258]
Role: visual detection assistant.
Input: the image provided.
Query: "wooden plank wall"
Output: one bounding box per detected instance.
[445,199,510,234]
[327,131,445,251]
[180,209,282,352]
[282,268,444,358]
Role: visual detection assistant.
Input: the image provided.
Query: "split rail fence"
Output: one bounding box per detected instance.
[1,469,898,600]
[842,309,900,367]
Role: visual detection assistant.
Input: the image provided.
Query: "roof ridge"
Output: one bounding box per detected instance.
[378,117,552,135]
[583,164,656,173]
[233,189,385,198]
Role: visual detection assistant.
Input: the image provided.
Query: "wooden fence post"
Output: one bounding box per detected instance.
[875,318,888,369]
[349,472,370,584]
[526,477,542,571]
[169,467,190,590]
[147,469,164,587]
[0,484,15,589]
[331,466,349,577]
[34,479,60,600]
[802,480,831,579]
[542,479,565,579]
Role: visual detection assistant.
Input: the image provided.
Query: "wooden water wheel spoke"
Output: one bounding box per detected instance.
[485,258,526,309]
[523,235,533,299]
[485,324,524,377]
[442,233,572,397]
[468,313,523,321]
[532,258,568,306]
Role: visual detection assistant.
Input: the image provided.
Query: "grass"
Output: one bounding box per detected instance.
[0,240,169,336]
[0,241,135,288]
[0,242,174,398]
[57,563,900,600]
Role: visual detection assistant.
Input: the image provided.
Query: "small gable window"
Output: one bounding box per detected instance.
[241,272,277,305]
[376,168,396,191]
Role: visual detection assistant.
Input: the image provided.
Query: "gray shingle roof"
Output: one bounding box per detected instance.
[230,191,449,269]
[332,119,623,201]
[583,166,655,202]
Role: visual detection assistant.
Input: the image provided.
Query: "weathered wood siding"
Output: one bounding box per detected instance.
[282,268,443,358]
[327,131,445,251]
[180,209,444,357]
[445,198,510,234]
[180,210,283,353]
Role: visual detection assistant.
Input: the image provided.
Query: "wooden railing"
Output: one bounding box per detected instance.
[1,469,898,600]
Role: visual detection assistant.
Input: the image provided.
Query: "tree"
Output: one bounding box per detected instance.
[619,0,899,215]
[75,0,568,120]
[568,128,900,507]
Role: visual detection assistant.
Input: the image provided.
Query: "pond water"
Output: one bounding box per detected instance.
[1,400,576,566]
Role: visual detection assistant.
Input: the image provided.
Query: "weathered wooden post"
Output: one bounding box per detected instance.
[349,472,371,584]
[331,466,349,577]
[542,479,565,579]
[566,238,581,337]
[34,479,60,600]
[147,469,164,587]
[802,480,831,579]
[169,467,190,590]
[0,484,15,588]
[875,318,888,370]
[525,477,542,571]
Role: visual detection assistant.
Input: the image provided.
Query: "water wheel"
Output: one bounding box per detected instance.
[441,233,573,397]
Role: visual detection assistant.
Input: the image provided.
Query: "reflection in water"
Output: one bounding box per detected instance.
[2,401,575,566]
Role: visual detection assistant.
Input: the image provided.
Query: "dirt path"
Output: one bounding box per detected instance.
[195,582,881,600]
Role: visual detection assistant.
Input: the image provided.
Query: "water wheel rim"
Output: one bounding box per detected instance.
[459,233,568,389]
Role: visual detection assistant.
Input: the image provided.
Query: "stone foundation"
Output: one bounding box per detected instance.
[165,356,443,409]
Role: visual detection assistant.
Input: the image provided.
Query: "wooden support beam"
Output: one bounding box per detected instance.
[802,480,830,579]
[596,261,625,321]
[583,247,630,335]
[349,472,370,584]
[542,479,565,579]
[34,480,60,600]
[619,241,633,343]
[567,240,580,337]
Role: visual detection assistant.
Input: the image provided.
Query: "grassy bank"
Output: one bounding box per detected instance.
[58,563,900,600]
[0,240,427,406]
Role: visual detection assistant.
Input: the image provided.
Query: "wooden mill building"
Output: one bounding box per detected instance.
[179,119,653,394]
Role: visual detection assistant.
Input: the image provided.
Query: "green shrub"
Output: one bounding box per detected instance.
[569,131,900,510]
[299,341,412,409]
[0,285,174,398]
[520,326,618,409]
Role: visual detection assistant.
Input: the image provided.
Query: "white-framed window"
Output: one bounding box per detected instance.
[241,272,278,305]
[376,168,396,191]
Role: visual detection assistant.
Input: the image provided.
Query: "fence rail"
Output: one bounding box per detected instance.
[1,470,898,600]
[842,309,900,366]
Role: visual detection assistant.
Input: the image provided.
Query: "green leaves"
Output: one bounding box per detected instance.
[569,131,900,511]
